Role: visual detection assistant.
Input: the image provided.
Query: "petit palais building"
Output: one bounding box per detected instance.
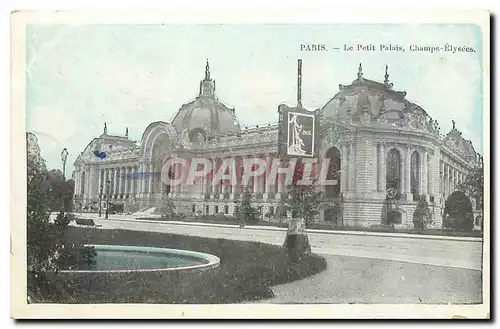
[72,62,483,229]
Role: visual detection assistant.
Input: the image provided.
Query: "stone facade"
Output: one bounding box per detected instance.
[73,62,483,229]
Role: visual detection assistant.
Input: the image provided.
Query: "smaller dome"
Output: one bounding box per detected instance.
[171,61,241,136]
[444,124,477,161]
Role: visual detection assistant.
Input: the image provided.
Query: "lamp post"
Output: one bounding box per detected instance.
[60,148,69,211]
[61,148,69,181]
[105,179,111,219]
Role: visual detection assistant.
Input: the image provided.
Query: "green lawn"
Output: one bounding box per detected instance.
[42,227,326,304]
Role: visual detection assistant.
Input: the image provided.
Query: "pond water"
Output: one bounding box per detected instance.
[94,249,209,270]
[64,245,218,272]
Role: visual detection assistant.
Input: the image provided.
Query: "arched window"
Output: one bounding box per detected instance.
[325,147,341,198]
[411,151,421,200]
[386,148,401,198]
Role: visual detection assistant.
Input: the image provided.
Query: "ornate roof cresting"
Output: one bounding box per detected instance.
[205,59,211,81]
[357,63,363,80]
[384,65,394,89]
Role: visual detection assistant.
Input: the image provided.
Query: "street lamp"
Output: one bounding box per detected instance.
[61,148,69,181]
[105,179,112,219]
[60,148,69,211]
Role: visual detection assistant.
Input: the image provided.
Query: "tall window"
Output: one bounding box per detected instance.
[410,151,420,199]
[325,147,341,197]
[386,149,401,197]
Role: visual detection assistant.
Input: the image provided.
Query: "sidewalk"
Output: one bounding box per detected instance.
[69,212,483,242]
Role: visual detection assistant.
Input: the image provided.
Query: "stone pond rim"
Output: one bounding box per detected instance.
[58,244,221,273]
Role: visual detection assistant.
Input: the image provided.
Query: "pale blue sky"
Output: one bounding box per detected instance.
[25,24,484,176]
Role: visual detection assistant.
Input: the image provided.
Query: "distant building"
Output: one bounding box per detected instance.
[72,62,482,228]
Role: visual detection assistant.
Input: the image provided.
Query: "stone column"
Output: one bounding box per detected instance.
[348,143,356,193]
[340,145,347,193]
[98,169,103,198]
[422,151,428,197]
[449,167,453,195]
[117,167,123,198]
[400,155,405,196]
[88,165,95,198]
[444,164,449,198]
[147,162,153,197]
[258,160,265,195]
[123,166,130,198]
[427,154,433,199]
[263,155,271,200]
[276,160,284,199]
[137,162,143,197]
[205,170,210,196]
[453,168,458,193]
[405,146,411,196]
[439,160,444,198]
[378,143,385,192]
[73,169,79,196]
[141,160,149,196]
[113,168,119,198]
[447,166,451,197]
[212,158,218,199]
[107,169,111,195]
[132,166,137,195]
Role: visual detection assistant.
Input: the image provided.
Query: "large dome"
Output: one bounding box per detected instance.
[321,64,428,124]
[171,61,241,137]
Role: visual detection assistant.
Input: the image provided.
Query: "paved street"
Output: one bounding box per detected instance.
[90,216,483,271]
[260,254,482,304]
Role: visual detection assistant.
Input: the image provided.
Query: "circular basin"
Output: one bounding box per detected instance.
[60,244,220,273]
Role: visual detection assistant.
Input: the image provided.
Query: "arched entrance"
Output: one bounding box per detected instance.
[324,147,341,198]
[323,205,341,226]
[151,134,171,196]
[386,210,402,225]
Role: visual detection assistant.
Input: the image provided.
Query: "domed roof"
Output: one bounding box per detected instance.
[171,61,241,136]
[321,64,428,124]
[443,122,478,161]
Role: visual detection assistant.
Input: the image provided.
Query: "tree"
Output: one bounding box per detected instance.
[27,133,96,302]
[443,191,474,231]
[284,185,322,227]
[412,197,432,229]
[282,161,322,262]
[457,166,484,212]
[158,195,177,219]
[46,169,75,212]
[235,186,258,226]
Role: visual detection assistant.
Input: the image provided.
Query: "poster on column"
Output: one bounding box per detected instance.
[12,8,489,320]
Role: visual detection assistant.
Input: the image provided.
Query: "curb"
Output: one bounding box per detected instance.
[102,217,483,242]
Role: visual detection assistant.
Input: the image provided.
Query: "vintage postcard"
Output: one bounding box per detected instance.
[11,9,490,319]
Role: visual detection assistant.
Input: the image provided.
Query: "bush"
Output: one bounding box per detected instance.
[443,191,474,231]
[126,202,140,214]
[412,197,432,229]
[75,218,96,227]
[158,196,176,219]
[235,189,259,224]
